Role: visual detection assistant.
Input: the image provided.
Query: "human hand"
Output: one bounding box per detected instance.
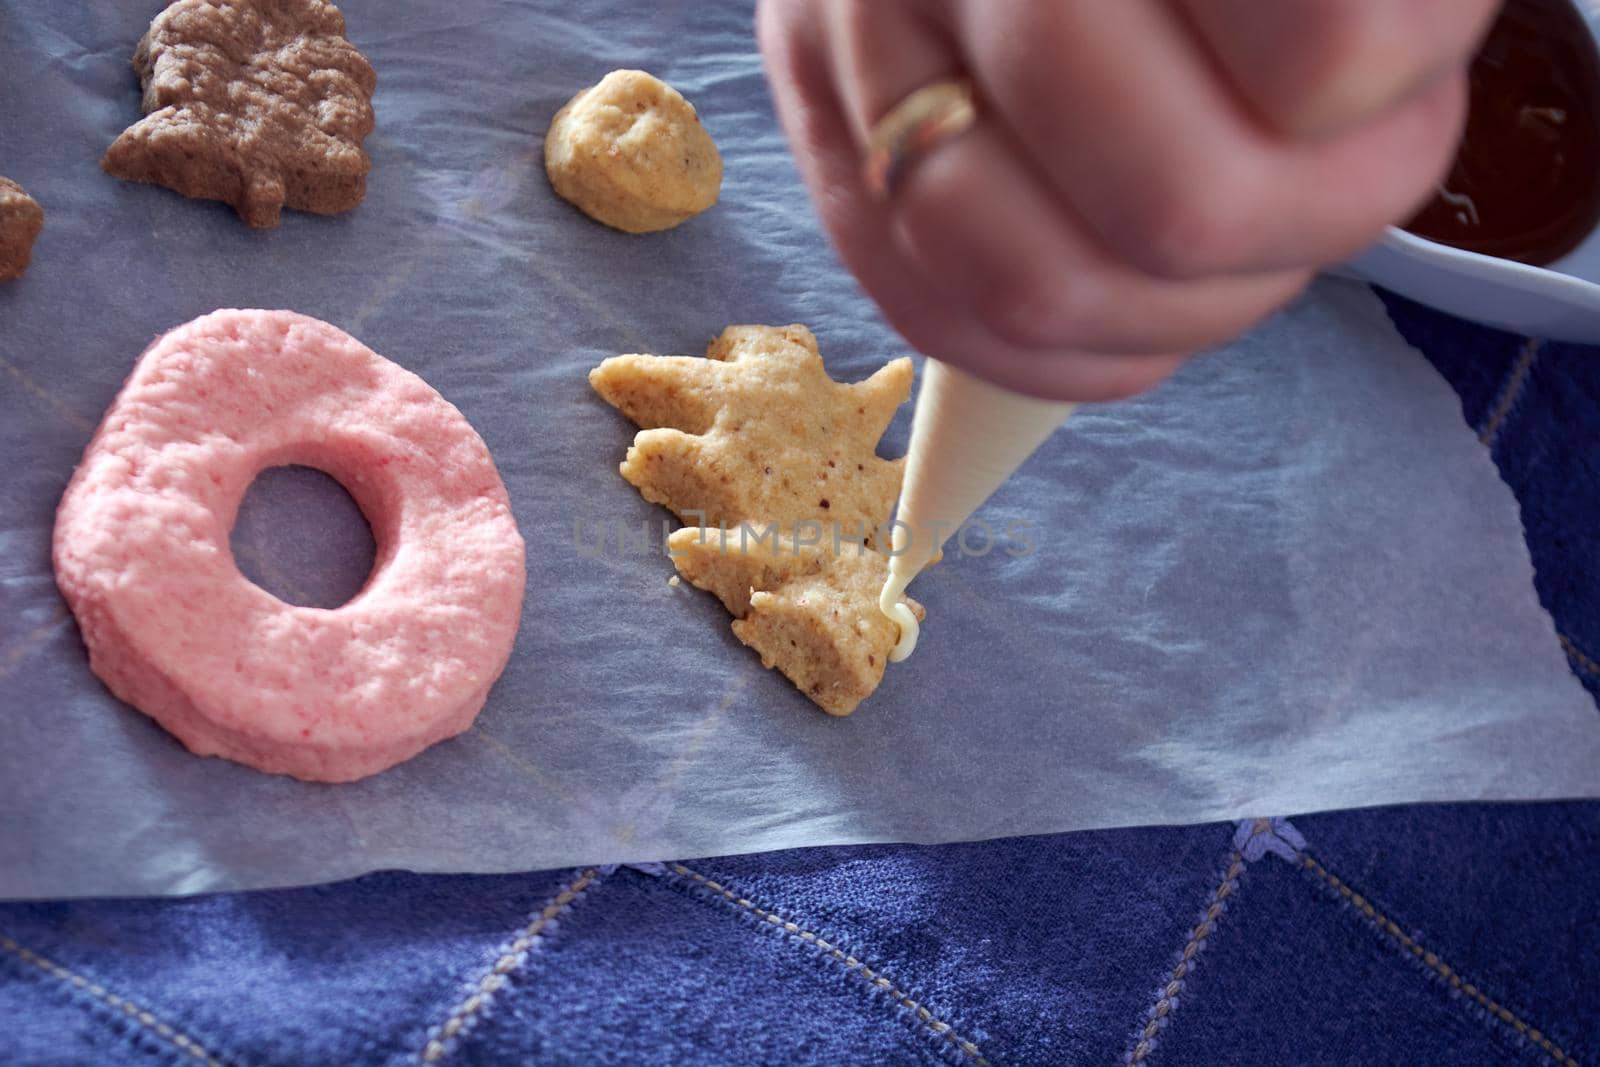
[758,0,1499,400]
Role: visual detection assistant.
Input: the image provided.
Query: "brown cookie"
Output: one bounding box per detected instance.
[0,177,44,281]
[103,0,376,228]
[590,325,913,549]
[668,527,923,716]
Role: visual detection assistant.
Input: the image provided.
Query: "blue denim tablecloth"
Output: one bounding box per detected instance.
[2,291,1597,1066]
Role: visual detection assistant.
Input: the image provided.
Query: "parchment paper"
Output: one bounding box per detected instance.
[2,0,1597,900]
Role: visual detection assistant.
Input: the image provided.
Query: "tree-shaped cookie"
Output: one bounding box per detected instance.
[590,325,912,547]
[595,324,922,715]
[668,527,923,716]
[103,0,377,229]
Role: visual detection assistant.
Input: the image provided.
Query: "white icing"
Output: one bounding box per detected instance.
[879,555,920,662]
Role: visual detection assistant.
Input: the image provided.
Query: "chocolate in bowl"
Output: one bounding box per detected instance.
[1403,0,1600,266]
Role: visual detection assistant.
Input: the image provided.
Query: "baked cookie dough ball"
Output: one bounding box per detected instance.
[0,177,44,281]
[544,70,722,234]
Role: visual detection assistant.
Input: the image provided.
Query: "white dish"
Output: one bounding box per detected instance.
[1343,0,1600,343]
[1346,230,1600,342]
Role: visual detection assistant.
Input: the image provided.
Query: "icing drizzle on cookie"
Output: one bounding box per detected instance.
[878,558,921,663]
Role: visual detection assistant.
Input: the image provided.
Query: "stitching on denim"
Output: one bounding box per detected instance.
[1477,336,1542,449]
[1301,853,1579,1067]
[669,864,989,1066]
[1125,849,1246,1065]
[1474,339,1599,684]
[0,930,225,1066]
[418,868,603,1064]
[1559,633,1600,677]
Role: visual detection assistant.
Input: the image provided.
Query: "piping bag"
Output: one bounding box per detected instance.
[878,360,1076,659]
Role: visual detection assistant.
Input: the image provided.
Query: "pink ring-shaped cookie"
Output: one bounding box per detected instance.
[53,310,526,782]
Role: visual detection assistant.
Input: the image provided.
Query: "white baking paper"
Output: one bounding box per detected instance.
[2,0,1597,899]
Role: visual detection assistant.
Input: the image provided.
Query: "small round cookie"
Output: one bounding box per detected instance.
[544,69,722,233]
[0,177,44,281]
[53,310,527,782]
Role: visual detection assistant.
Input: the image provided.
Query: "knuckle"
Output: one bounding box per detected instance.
[1281,1,1388,95]
[1240,2,1394,134]
[1301,0,1377,70]
[970,270,1087,350]
[1283,1,1469,133]
[1120,172,1252,280]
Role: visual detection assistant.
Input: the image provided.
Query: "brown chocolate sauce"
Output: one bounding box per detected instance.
[1403,0,1600,265]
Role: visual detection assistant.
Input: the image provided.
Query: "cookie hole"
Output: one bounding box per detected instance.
[231,465,376,609]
